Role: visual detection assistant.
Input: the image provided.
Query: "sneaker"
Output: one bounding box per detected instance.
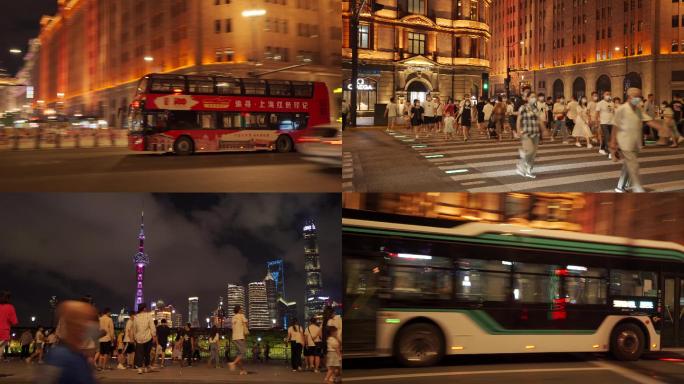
[598,149,607,155]
[137,368,143,374]
[575,142,582,147]
[239,370,248,375]
[228,362,236,371]
[525,172,537,179]
[314,369,320,373]
[608,153,612,160]
[587,143,593,149]
[117,364,126,370]
[516,167,526,178]
[614,188,626,193]
[632,185,646,193]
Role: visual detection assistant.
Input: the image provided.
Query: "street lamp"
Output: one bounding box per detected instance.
[242,8,267,66]
[143,56,154,62]
[31,316,36,323]
[9,49,22,55]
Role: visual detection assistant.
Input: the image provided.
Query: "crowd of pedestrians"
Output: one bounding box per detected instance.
[379,88,684,192]
[1,293,343,383]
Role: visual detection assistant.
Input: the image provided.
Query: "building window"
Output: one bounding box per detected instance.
[408,0,426,15]
[407,32,426,55]
[343,78,377,112]
[358,24,370,49]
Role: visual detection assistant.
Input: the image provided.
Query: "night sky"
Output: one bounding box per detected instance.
[0,0,56,75]
[0,193,342,327]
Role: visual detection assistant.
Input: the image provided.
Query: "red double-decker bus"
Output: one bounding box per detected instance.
[127,74,331,155]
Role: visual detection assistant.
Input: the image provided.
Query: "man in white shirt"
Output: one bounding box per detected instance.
[131,304,156,374]
[384,97,399,132]
[228,305,248,375]
[610,88,653,193]
[422,95,436,134]
[552,97,569,142]
[97,308,115,370]
[122,314,135,368]
[536,93,549,141]
[597,91,616,156]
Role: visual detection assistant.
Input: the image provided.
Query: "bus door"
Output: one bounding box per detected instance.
[662,274,684,347]
[344,256,381,355]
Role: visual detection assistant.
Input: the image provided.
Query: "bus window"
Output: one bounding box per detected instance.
[137,77,149,96]
[387,255,452,300]
[144,112,168,131]
[565,267,607,305]
[456,259,511,302]
[292,81,313,98]
[220,113,242,129]
[268,80,292,97]
[216,78,242,95]
[513,263,560,304]
[242,79,267,96]
[188,77,215,94]
[610,270,658,297]
[167,111,198,130]
[198,112,216,129]
[150,76,186,93]
[245,113,268,129]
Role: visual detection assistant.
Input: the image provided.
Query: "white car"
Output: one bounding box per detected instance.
[295,124,342,167]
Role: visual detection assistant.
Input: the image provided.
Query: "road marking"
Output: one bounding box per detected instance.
[446,154,684,182]
[467,163,684,192]
[590,361,666,384]
[461,180,488,186]
[344,367,607,382]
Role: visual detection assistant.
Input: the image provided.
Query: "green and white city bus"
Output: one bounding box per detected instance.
[343,209,684,367]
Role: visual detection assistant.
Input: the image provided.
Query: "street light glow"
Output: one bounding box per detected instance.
[144,56,154,62]
[242,9,267,17]
[9,49,22,54]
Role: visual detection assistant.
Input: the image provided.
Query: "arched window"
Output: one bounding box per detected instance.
[596,75,611,96]
[572,77,586,100]
[553,79,564,100]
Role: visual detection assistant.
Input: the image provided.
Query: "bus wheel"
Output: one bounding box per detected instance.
[610,322,644,361]
[174,136,195,156]
[395,323,444,367]
[275,135,293,153]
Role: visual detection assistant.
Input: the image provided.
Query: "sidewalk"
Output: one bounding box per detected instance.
[0,360,328,383]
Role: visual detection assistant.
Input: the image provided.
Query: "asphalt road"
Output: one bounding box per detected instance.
[344,351,684,383]
[344,127,684,192]
[0,148,340,192]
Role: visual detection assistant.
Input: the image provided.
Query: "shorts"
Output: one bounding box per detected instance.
[234,339,246,358]
[158,342,168,354]
[434,116,443,123]
[125,343,135,354]
[99,341,113,355]
[305,346,320,356]
[424,116,434,124]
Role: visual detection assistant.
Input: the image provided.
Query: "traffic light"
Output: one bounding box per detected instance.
[372,2,385,12]
[482,72,490,99]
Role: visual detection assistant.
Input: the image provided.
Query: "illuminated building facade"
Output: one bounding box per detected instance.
[304,220,325,320]
[266,259,285,299]
[188,296,199,328]
[264,273,278,328]
[343,193,684,245]
[37,0,341,124]
[342,0,491,124]
[276,298,297,329]
[248,281,271,330]
[151,300,178,327]
[226,283,245,328]
[489,0,684,101]
[132,211,150,313]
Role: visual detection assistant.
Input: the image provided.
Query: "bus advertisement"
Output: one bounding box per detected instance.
[128,74,331,155]
[343,209,684,367]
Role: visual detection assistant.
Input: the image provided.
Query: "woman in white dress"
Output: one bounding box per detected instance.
[572,97,593,148]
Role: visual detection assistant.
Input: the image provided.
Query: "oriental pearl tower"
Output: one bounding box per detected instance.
[133,211,150,312]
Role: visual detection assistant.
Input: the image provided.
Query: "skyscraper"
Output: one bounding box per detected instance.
[132,211,150,313]
[266,259,285,299]
[264,273,278,327]
[247,282,271,330]
[226,283,246,328]
[304,220,324,320]
[188,297,199,328]
[277,298,298,330]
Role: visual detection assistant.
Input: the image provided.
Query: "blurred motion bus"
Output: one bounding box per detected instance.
[127,74,331,155]
[343,209,684,367]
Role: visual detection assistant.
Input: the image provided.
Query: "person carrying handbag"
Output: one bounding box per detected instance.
[305,317,322,373]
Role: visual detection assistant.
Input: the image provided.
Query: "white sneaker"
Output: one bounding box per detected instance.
[516,167,526,178]
[587,143,593,149]
[598,149,607,155]
[117,364,126,370]
[137,368,143,374]
[632,185,646,193]
[575,142,581,147]
[614,188,626,193]
[608,153,613,160]
[525,172,537,179]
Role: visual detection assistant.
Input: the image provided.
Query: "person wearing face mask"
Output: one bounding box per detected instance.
[410,99,424,139]
[536,93,549,143]
[552,96,569,143]
[596,92,616,157]
[459,99,474,141]
[572,97,593,148]
[587,92,600,145]
[661,101,683,147]
[566,96,579,138]
[610,88,658,193]
[515,92,542,178]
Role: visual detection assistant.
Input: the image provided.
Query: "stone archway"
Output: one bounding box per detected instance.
[572,77,586,100]
[405,78,432,104]
[553,79,564,100]
[596,75,611,97]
